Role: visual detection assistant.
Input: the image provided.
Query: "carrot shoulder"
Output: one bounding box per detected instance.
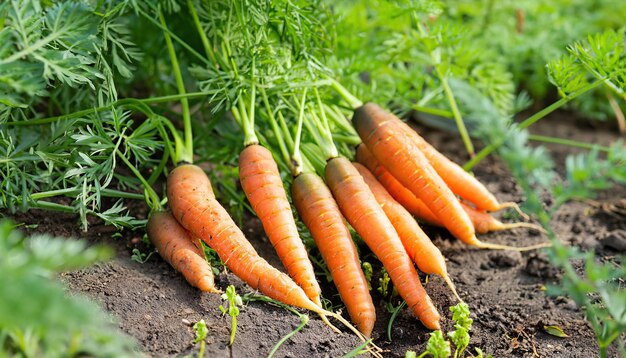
[167,164,319,312]
[292,172,376,337]
[325,157,441,330]
[147,211,219,293]
[353,103,478,246]
[239,144,322,305]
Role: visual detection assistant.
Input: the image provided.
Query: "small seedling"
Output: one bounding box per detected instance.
[419,330,451,358]
[192,319,208,358]
[130,248,155,264]
[416,303,490,358]
[378,268,391,296]
[448,303,472,358]
[219,285,243,345]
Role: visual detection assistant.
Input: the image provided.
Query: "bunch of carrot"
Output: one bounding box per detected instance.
[146,97,550,342]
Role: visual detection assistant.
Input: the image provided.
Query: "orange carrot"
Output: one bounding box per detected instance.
[353,162,461,302]
[355,143,441,225]
[460,202,545,234]
[292,172,376,337]
[239,144,322,306]
[362,103,519,213]
[325,157,441,330]
[166,164,376,343]
[356,144,543,234]
[167,164,319,311]
[353,103,477,247]
[147,211,219,293]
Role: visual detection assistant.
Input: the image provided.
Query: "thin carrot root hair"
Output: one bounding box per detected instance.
[317,310,384,357]
[315,309,384,357]
[475,240,553,251]
[442,275,464,303]
[495,221,547,233]
[319,314,340,334]
[496,201,531,221]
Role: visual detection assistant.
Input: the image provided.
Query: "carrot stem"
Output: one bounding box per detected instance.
[292,89,308,176]
[260,87,291,166]
[328,78,363,109]
[115,149,161,211]
[528,134,610,152]
[159,9,193,164]
[435,66,475,158]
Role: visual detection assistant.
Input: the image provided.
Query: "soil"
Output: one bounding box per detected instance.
[6,111,626,358]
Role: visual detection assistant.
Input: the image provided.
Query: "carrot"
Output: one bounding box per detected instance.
[239,144,323,306]
[354,104,550,251]
[361,103,521,213]
[147,211,220,293]
[353,162,461,302]
[325,157,441,331]
[291,172,376,337]
[167,164,316,309]
[461,202,546,234]
[356,144,544,234]
[353,103,476,246]
[166,163,378,345]
[355,143,440,225]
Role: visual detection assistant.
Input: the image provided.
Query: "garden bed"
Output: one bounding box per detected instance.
[11,111,624,357]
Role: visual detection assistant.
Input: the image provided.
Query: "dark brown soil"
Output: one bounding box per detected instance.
[5,112,625,357]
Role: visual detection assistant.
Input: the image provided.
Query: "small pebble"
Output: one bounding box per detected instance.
[182,319,192,326]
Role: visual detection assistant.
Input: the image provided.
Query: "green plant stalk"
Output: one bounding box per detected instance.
[332,134,361,145]
[329,78,363,109]
[267,314,309,358]
[464,78,605,170]
[435,66,475,157]
[187,0,220,68]
[259,88,291,166]
[198,340,205,358]
[412,105,454,119]
[115,150,160,211]
[343,339,374,358]
[5,93,213,126]
[277,110,295,153]
[30,188,144,200]
[528,135,610,152]
[229,315,237,346]
[241,62,259,146]
[292,89,309,176]
[323,104,357,136]
[159,9,193,164]
[136,5,209,66]
[387,301,407,341]
[31,200,76,213]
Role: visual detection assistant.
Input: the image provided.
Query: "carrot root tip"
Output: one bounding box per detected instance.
[498,222,548,234]
[442,275,464,303]
[319,314,341,334]
[475,240,553,251]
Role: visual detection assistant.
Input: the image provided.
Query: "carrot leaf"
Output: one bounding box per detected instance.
[448,303,472,358]
[193,319,208,358]
[418,330,451,358]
